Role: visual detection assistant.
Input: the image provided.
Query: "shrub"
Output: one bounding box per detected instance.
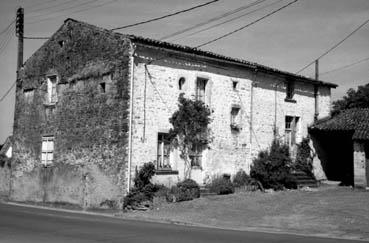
[232,169,251,187]
[294,138,314,177]
[250,139,297,190]
[123,162,160,209]
[134,162,155,190]
[209,175,235,195]
[166,179,200,202]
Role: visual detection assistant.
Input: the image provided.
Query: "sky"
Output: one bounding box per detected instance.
[0,0,368,143]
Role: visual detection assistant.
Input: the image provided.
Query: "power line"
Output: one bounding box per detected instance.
[186,0,285,39]
[320,56,369,76]
[296,17,369,74]
[0,24,14,56]
[111,0,219,31]
[27,0,118,25]
[27,0,83,16]
[160,0,267,40]
[24,36,50,40]
[25,0,59,10]
[0,81,16,103]
[196,0,298,48]
[0,19,15,36]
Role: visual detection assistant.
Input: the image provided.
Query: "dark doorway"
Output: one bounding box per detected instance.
[310,131,354,185]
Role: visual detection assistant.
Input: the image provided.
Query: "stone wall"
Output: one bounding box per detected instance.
[11,20,131,208]
[129,44,332,186]
[353,141,367,188]
[0,166,10,199]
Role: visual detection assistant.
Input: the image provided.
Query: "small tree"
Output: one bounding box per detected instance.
[332,83,369,116]
[169,94,212,179]
[294,138,314,177]
[250,139,296,190]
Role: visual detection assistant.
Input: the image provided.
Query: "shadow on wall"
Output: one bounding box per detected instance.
[310,131,354,185]
[10,163,123,209]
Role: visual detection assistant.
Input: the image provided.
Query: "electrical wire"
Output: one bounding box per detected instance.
[24,36,50,40]
[296,17,369,74]
[0,19,15,36]
[0,25,14,56]
[320,56,369,76]
[25,0,59,11]
[26,0,83,16]
[186,0,285,39]
[0,81,16,103]
[159,0,267,40]
[26,0,118,25]
[111,0,219,31]
[196,0,298,48]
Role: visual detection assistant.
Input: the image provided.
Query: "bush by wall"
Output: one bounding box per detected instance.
[166,179,200,202]
[250,139,297,190]
[293,138,314,177]
[123,162,161,209]
[232,169,250,187]
[209,175,235,195]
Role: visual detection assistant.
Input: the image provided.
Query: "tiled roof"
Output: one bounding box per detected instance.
[310,108,369,140]
[64,18,337,88]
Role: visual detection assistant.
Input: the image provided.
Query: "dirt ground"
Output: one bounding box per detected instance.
[124,185,369,241]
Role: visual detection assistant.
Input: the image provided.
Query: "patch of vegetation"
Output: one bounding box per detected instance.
[332,83,369,116]
[232,169,251,187]
[208,175,235,195]
[167,179,200,202]
[123,162,162,210]
[293,138,314,177]
[250,139,297,190]
[169,94,212,179]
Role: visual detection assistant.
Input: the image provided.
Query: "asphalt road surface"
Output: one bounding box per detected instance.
[0,202,363,243]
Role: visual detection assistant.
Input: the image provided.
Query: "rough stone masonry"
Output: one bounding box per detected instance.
[11,19,336,208]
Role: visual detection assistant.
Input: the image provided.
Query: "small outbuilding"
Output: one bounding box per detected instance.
[309,108,369,188]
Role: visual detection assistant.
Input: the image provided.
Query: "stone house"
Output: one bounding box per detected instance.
[11,19,336,208]
[309,108,369,188]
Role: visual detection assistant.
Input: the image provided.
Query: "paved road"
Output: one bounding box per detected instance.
[0,202,363,243]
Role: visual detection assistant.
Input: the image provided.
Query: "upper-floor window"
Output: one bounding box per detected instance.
[47,75,58,104]
[230,106,241,131]
[286,80,295,100]
[178,77,185,90]
[232,81,238,91]
[41,136,54,166]
[196,78,207,102]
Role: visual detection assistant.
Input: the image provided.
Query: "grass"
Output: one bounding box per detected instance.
[124,185,369,240]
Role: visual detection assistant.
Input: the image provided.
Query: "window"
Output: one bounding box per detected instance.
[196,78,207,102]
[230,106,241,131]
[47,75,58,104]
[286,80,295,100]
[157,133,171,170]
[100,82,106,93]
[285,116,299,147]
[41,136,54,166]
[232,81,238,91]
[178,77,185,90]
[189,145,202,167]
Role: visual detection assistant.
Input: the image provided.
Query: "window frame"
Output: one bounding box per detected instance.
[189,144,202,168]
[178,77,186,91]
[285,80,295,101]
[47,75,58,104]
[157,133,172,171]
[41,136,54,166]
[196,77,207,102]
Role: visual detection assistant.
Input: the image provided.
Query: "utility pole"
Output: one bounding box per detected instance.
[16,7,24,78]
[314,59,319,121]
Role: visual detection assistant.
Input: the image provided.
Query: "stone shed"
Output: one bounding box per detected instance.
[12,19,337,208]
[309,108,369,188]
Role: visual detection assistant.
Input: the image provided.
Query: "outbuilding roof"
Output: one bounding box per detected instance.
[310,108,369,140]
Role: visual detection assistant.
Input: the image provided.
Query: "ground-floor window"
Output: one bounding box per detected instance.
[41,136,54,166]
[189,145,202,168]
[157,133,171,170]
[285,116,299,148]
